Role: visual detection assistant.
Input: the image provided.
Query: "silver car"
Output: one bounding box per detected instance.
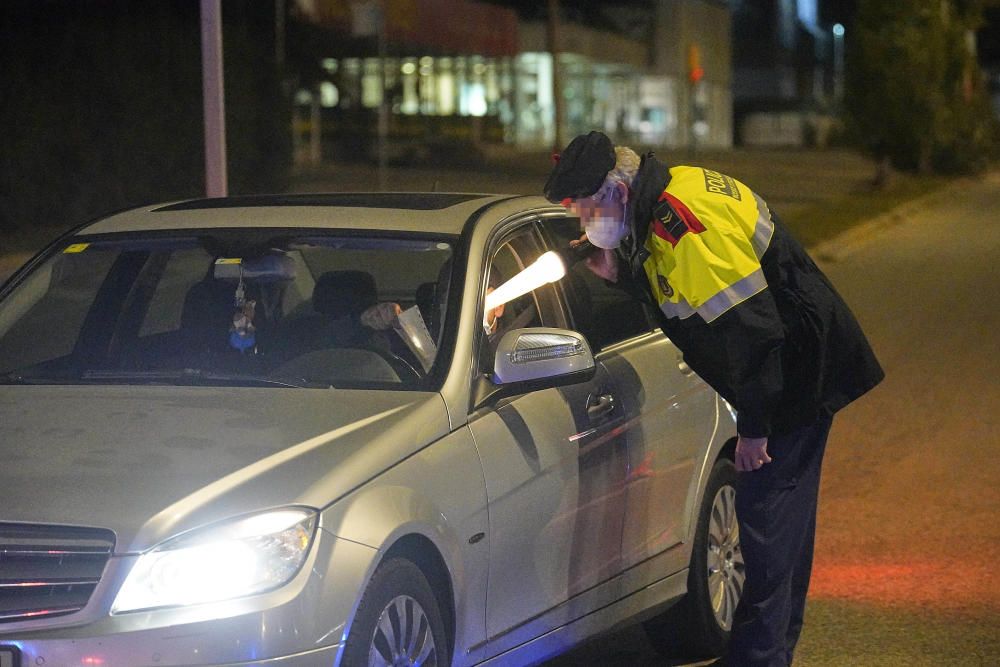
[0,193,742,666]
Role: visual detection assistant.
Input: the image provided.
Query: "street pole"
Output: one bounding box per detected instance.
[377,0,388,191]
[833,23,845,107]
[547,0,563,153]
[201,0,228,197]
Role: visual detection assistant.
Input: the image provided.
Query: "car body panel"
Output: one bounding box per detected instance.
[602,332,719,571]
[0,385,448,552]
[470,362,628,658]
[76,194,514,237]
[320,425,490,667]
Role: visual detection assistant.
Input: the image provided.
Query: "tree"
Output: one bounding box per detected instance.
[847,0,997,178]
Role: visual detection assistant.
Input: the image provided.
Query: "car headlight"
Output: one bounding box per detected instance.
[112,507,318,614]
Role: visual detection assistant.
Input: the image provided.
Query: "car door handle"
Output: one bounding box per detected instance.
[587,393,616,420]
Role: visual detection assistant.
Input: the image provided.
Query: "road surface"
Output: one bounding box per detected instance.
[547,172,1000,666]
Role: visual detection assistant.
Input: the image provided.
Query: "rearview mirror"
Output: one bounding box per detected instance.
[474,327,596,408]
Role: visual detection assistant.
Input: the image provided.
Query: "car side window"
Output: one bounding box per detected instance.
[541,216,656,351]
[478,224,567,374]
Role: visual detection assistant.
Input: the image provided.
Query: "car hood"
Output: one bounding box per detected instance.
[0,385,449,552]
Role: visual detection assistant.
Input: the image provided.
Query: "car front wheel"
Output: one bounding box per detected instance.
[342,557,450,667]
[644,457,743,658]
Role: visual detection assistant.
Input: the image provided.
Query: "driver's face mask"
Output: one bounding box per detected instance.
[568,181,629,249]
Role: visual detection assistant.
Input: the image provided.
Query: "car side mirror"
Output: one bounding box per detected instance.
[474,327,596,408]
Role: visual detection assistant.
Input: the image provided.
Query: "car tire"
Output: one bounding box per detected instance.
[342,557,450,667]
[644,457,743,659]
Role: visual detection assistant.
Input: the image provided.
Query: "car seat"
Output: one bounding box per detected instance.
[275,270,380,361]
[178,278,240,367]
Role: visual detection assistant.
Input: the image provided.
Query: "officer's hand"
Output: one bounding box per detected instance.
[736,435,772,472]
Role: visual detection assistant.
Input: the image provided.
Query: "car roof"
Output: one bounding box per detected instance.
[77,193,532,237]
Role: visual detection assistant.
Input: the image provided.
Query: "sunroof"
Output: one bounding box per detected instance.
[154,193,487,212]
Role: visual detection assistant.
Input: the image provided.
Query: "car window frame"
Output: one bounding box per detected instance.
[467,214,574,405]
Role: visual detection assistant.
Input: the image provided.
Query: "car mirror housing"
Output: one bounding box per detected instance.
[475,328,596,408]
[494,328,593,382]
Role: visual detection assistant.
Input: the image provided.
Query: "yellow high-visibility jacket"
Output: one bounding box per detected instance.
[641,165,774,324]
[619,156,883,437]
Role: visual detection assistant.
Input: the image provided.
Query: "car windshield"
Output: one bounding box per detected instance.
[0,231,455,389]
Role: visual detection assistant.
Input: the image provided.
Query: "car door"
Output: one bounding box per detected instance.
[468,221,629,657]
[540,215,718,582]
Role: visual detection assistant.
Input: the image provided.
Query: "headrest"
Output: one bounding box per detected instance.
[313,270,377,316]
[181,279,234,330]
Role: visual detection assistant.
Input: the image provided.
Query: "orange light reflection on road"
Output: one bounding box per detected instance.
[810,559,999,611]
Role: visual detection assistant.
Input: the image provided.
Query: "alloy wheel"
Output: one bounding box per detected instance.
[368,594,438,667]
[706,484,744,631]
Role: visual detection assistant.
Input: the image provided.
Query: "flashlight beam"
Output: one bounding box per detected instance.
[485,251,566,314]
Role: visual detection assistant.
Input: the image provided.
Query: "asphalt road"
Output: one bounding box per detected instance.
[546,173,1000,666]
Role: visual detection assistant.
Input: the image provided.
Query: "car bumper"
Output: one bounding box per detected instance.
[0,530,376,667]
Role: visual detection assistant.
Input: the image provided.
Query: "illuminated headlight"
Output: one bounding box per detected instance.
[112,508,317,613]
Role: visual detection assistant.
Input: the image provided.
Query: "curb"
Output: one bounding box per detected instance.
[811,170,998,262]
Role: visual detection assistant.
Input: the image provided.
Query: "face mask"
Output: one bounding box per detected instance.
[572,181,629,249]
[585,216,629,249]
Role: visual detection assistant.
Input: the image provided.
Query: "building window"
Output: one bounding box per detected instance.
[400,58,419,114]
[362,58,383,108]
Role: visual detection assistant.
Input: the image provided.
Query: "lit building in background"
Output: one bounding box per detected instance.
[289,0,734,161]
[730,0,841,147]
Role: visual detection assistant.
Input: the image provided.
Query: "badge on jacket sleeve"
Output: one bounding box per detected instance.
[658,274,674,298]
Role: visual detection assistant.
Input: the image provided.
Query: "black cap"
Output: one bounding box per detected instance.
[543,131,615,203]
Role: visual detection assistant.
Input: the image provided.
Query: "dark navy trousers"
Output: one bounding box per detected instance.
[728,415,834,666]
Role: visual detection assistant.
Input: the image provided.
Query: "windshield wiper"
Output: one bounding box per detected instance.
[0,371,81,385]
[80,369,324,389]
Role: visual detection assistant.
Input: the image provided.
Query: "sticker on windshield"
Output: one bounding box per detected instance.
[63,243,90,253]
[215,258,242,265]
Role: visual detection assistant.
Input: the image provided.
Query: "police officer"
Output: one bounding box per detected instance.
[544,131,884,666]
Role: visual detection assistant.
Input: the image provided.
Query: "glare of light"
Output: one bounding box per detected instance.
[833,23,845,37]
[401,61,416,75]
[137,541,258,607]
[229,510,309,539]
[464,83,488,116]
[113,510,315,613]
[485,251,566,314]
[437,73,456,114]
[319,82,339,108]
